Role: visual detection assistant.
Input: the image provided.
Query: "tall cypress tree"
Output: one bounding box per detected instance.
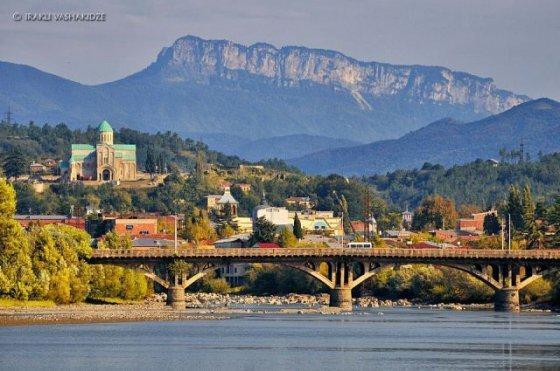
[293,213,303,240]
[506,185,524,231]
[145,147,156,175]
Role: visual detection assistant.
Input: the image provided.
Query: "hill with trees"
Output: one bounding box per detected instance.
[366,152,560,211]
[290,98,560,175]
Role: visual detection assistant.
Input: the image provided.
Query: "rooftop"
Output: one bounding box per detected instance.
[98,120,113,133]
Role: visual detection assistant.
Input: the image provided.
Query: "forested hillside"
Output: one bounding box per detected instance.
[367,153,560,210]
[0,121,251,172]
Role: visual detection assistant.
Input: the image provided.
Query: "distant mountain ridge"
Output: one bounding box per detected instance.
[1,35,528,155]
[209,134,360,161]
[289,98,560,175]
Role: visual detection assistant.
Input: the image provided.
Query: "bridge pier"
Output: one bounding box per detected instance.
[494,288,520,312]
[166,286,186,310]
[329,288,353,311]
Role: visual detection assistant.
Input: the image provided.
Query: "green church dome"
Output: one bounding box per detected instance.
[98,120,113,133]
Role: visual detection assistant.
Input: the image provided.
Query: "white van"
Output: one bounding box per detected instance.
[347,242,372,249]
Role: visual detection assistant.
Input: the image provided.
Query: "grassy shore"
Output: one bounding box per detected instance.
[0,298,56,308]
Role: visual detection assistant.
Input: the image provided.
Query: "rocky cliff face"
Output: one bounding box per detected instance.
[153,35,527,114]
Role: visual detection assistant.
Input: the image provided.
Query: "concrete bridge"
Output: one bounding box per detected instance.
[89,248,560,311]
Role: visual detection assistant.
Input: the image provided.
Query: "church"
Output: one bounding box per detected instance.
[60,120,137,183]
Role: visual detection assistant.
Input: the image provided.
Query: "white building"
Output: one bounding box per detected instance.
[252,194,290,227]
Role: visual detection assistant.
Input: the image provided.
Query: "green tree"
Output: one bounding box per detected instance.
[251,217,276,244]
[28,224,92,303]
[293,213,303,240]
[99,231,133,250]
[145,147,156,175]
[412,195,458,231]
[2,148,27,179]
[182,209,217,245]
[277,227,297,247]
[0,179,16,217]
[505,185,524,231]
[483,213,501,235]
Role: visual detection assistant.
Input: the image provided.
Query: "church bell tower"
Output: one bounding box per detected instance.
[98,120,114,145]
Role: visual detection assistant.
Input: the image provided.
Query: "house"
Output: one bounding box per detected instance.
[236,183,251,192]
[233,216,253,233]
[112,218,158,236]
[218,264,249,286]
[382,229,412,240]
[402,210,413,225]
[253,195,290,227]
[214,234,251,248]
[15,215,86,230]
[351,217,377,236]
[215,234,252,286]
[29,162,46,174]
[488,159,500,167]
[285,196,314,210]
[131,237,176,248]
[457,210,497,233]
[289,210,343,236]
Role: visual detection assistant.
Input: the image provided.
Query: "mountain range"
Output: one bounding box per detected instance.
[289,98,560,175]
[1,35,528,160]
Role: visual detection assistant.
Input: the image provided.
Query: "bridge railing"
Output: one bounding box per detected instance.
[90,247,560,260]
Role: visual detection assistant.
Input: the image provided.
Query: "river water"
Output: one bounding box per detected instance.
[1,308,559,370]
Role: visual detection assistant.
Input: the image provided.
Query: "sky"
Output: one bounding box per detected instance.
[1,0,559,100]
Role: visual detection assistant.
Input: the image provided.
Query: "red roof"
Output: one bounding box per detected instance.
[258,242,281,249]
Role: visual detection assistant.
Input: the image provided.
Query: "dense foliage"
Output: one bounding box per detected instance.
[0,180,148,303]
[367,154,560,210]
[0,121,246,172]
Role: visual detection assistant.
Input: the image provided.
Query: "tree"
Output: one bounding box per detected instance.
[0,179,16,217]
[145,147,156,175]
[251,217,276,244]
[28,224,92,303]
[412,195,458,231]
[182,209,217,245]
[2,148,27,179]
[277,227,297,247]
[293,213,303,240]
[505,185,524,231]
[99,231,132,250]
[483,213,501,235]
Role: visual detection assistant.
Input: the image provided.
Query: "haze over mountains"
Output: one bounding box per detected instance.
[289,98,560,175]
[1,35,528,160]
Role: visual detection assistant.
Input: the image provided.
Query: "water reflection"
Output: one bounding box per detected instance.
[0,308,558,370]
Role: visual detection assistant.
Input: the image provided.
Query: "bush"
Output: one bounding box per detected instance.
[201,277,230,294]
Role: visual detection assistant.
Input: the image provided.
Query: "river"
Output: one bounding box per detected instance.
[1,307,559,370]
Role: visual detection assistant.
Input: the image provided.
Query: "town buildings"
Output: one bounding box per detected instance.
[290,210,343,236]
[60,120,137,183]
[252,202,291,227]
[285,196,314,210]
[457,210,498,234]
[15,214,86,230]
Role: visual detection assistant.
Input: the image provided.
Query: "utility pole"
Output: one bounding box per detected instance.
[501,218,505,250]
[508,213,512,251]
[5,106,12,125]
[174,214,178,254]
[341,211,344,248]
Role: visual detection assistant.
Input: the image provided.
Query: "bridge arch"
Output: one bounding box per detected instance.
[439,264,502,290]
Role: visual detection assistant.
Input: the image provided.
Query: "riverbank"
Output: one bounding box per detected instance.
[1,293,554,326]
[0,302,228,326]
